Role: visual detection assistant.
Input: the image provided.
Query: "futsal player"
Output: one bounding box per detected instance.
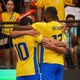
[12,15,43,80]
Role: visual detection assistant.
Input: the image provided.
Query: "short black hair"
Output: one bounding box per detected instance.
[45,7,58,19]
[46,7,57,15]
[19,16,33,26]
[66,14,75,20]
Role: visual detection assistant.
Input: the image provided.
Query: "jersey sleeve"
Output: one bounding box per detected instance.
[62,33,67,42]
[34,34,43,43]
[31,22,46,34]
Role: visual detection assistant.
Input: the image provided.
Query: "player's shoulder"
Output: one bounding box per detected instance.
[32,21,46,27]
[33,21,46,24]
[47,21,62,27]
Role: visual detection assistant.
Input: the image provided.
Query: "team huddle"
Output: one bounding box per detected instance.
[11,7,68,80]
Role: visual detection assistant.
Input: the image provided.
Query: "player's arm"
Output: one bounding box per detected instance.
[52,40,68,49]
[13,25,33,31]
[10,29,40,37]
[13,22,45,31]
[42,40,68,54]
[42,37,68,48]
[54,33,68,48]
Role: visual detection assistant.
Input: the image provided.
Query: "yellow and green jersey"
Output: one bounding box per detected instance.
[12,34,42,77]
[1,12,20,35]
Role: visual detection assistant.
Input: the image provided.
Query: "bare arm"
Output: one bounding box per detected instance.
[42,39,68,54]
[42,38,68,48]
[13,25,33,31]
[10,29,40,37]
[60,22,67,33]
[52,40,68,48]
[37,8,42,21]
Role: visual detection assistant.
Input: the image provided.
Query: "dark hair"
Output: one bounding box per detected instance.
[5,0,15,11]
[66,14,75,20]
[45,7,58,20]
[5,0,14,5]
[19,16,33,26]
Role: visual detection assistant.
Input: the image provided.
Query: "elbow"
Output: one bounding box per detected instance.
[63,49,67,54]
[63,48,68,54]
[60,47,68,54]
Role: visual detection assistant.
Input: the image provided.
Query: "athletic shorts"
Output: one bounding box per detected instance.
[40,63,64,80]
[17,73,40,80]
[24,0,37,2]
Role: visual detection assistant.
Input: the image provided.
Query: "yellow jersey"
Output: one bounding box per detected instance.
[1,12,20,35]
[36,0,65,20]
[12,35,42,77]
[32,21,66,65]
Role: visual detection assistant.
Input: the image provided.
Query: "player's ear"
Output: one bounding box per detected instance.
[28,23,30,25]
[47,14,50,19]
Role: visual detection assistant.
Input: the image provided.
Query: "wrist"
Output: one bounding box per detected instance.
[24,30,30,35]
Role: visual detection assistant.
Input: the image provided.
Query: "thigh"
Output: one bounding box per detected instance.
[55,65,64,80]
[40,63,61,80]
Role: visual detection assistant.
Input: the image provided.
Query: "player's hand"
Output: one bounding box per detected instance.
[42,37,50,43]
[42,40,56,50]
[60,22,66,33]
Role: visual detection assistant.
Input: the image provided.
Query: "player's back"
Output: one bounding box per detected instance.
[13,35,40,77]
[41,21,64,65]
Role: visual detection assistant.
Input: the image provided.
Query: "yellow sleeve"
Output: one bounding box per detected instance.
[31,22,46,34]
[62,34,67,42]
[34,34,43,43]
[36,0,45,8]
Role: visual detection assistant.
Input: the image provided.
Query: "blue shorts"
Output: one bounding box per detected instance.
[17,73,40,80]
[40,63,64,80]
